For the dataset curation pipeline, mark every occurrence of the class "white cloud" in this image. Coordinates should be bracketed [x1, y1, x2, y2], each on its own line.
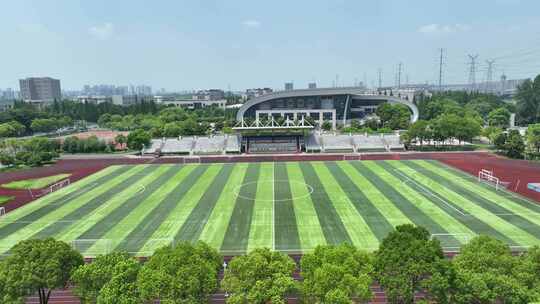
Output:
[242, 20, 261, 28]
[418, 23, 471, 35]
[89, 22, 114, 40]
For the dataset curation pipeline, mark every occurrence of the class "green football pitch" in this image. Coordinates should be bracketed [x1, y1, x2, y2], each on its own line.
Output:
[1, 160, 540, 257]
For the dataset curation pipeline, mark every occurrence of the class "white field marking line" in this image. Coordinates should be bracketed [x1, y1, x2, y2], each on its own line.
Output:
[393, 168, 468, 217]
[47, 182, 100, 206]
[434, 161, 540, 209]
[82, 183, 147, 220]
[233, 180, 314, 202]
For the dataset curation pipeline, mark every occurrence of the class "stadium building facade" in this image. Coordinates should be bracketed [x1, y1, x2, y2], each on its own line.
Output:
[236, 87, 419, 129]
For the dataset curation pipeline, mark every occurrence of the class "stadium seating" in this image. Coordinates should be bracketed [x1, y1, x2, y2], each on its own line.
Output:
[142, 139, 164, 155]
[305, 134, 322, 152]
[193, 136, 226, 155]
[247, 136, 299, 154]
[161, 137, 194, 154]
[382, 134, 405, 151]
[225, 135, 241, 154]
[321, 135, 354, 153]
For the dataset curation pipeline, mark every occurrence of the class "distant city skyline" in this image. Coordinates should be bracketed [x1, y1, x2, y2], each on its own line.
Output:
[1, 0, 540, 91]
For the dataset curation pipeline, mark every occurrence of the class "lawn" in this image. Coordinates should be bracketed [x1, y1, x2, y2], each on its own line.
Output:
[0, 196, 13, 206]
[0, 160, 539, 257]
[1, 174, 71, 190]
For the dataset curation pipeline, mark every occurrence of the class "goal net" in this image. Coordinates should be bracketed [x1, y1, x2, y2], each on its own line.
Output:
[478, 169, 501, 190]
[28, 178, 71, 199]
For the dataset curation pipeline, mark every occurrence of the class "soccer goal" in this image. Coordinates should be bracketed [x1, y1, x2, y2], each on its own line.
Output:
[28, 178, 71, 199]
[478, 169, 501, 190]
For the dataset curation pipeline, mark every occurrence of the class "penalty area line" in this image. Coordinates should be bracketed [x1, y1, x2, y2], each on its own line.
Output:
[393, 169, 468, 217]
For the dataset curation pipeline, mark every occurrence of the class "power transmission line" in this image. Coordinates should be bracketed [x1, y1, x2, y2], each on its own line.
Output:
[438, 48, 445, 91]
[378, 68, 382, 89]
[485, 59, 495, 93]
[397, 62, 403, 89]
[467, 54, 479, 91]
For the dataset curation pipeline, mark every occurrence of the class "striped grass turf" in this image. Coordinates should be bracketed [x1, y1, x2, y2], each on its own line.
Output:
[1, 160, 540, 257]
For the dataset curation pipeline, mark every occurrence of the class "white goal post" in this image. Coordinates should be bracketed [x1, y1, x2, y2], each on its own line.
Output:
[28, 178, 71, 199]
[50, 178, 70, 193]
[478, 169, 500, 190]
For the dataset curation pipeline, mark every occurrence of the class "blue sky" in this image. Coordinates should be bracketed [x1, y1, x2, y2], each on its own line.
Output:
[1, 0, 540, 91]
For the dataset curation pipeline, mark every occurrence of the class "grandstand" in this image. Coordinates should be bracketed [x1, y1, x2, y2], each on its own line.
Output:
[142, 132, 401, 156]
[193, 136, 226, 155]
[161, 137, 194, 155]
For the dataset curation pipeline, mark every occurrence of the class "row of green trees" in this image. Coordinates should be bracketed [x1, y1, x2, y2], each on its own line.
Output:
[97, 106, 236, 137]
[0, 137, 59, 167]
[1, 225, 539, 304]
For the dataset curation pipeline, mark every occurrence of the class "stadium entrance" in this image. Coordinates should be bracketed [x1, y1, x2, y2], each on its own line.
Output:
[233, 117, 313, 154]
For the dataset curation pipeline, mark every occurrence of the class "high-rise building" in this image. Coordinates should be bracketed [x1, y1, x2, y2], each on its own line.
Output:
[285, 82, 294, 91]
[19, 77, 61, 102]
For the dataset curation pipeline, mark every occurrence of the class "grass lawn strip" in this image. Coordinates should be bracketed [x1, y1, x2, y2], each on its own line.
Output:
[175, 164, 235, 242]
[111, 165, 204, 254]
[376, 161, 511, 246]
[2, 173, 71, 189]
[386, 161, 539, 247]
[0, 196, 14, 205]
[339, 162, 411, 229]
[372, 161, 475, 247]
[299, 162, 352, 245]
[356, 162, 449, 236]
[73, 165, 182, 253]
[406, 161, 540, 240]
[31, 165, 156, 239]
[419, 160, 540, 222]
[221, 163, 260, 253]
[138, 164, 222, 254]
[312, 162, 379, 250]
[199, 164, 248, 250]
[286, 162, 326, 252]
[58, 165, 177, 247]
[326, 162, 394, 242]
[0, 165, 146, 255]
[273, 162, 301, 251]
[247, 163, 274, 251]
[0, 166, 123, 227]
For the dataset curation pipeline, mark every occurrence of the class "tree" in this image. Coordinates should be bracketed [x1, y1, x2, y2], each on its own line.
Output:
[137, 241, 222, 304]
[487, 107, 511, 128]
[127, 129, 151, 151]
[526, 123, 540, 153]
[163, 122, 182, 137]
[301, 244, 373, 304]
[115, 133, 127, 145]
[96, 259, 141, 304]
[374, 224, 443, 304]
[30, 118, 59, 133]
[516, 75, 540, 125]
[321, 120, 333, 131]
[222, 248, 296, 304]
[404, 120, 430, 146]
[376, 103, 411, 130]
[505, 129, 525, 158]
[71, 252, 133, 303]
[0, 238, 83, 304]
[427, 236, 539, 304]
